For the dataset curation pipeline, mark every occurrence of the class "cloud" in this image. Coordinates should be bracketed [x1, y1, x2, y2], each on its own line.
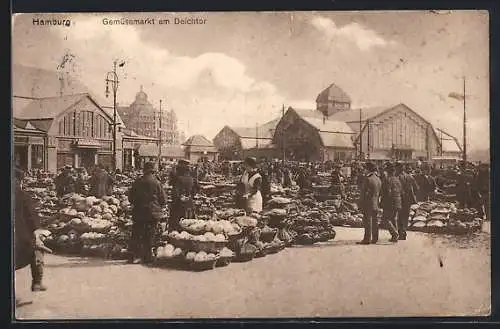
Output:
[310, 16, 394, 51]
[16, 15, 288, 138]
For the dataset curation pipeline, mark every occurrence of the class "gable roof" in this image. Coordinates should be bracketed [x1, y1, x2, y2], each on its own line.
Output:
[315, 83, 352, 104]
[229, 118, 279, 140]
[183, 135, 214, 147]
[14, 94, 90, 120]
[183, 135, 218, 153]
[328, 105, 393, 123]
[12, 64, 124, 125]
[289, 107, 355, 148]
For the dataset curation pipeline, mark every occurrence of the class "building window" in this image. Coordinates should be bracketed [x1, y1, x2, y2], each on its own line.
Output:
[31, 145, 44, 169]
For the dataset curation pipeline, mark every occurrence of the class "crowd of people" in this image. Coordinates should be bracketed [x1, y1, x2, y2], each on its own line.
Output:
[14, 156, 490, 306]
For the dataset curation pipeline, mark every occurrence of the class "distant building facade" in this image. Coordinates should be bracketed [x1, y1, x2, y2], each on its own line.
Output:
[213, 119, 280, 161]
[12, 64, 126, 172]
[183, 135, 218, 162]
[117, 86, 181, 145]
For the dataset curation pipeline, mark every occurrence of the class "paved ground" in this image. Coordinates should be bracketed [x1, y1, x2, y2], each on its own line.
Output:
[14, 225, 491, 320]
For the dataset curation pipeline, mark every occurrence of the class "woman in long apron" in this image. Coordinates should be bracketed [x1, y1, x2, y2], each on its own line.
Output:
[240, 157, 263, 214]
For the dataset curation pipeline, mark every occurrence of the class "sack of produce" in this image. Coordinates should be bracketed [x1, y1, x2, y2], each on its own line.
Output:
[235, 216, 258, 228]
[268, 197, 293, 208]
[295, 233, 314, 245]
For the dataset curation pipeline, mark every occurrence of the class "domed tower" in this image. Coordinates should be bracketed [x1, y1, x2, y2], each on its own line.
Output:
[316, 83, 352, 116]
[133, 85, 149, 105]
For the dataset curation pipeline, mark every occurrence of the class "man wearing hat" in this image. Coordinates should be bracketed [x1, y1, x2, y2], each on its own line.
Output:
[54, 165, 76, 197]
[90, 164, 113, 198]
[170, 159, 196, 232]
[239, 157, 263, 214]
[358, 162, 382, 244]
[14, 166, 52, 306]
[395, 162, 418, 240]
[128, 161, 167, 264]
[380, 163, 402, 243]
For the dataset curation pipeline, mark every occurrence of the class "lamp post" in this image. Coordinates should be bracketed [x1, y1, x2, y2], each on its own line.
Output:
[105, 60, 125, 171]
[157, 99, 163, 166]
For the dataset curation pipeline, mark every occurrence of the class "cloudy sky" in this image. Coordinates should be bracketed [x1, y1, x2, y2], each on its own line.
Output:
[12, 11, 489, 150]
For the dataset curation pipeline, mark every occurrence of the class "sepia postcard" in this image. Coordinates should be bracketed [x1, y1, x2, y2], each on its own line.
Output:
[12, 11, 490, 320]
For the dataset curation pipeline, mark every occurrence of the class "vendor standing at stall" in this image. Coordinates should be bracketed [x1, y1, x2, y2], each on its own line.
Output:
[55, 166, 75, 197]
[128, 161, 166, 264]
[240, 156, 263, 214]
[170, 159, 196, 232]
[331, 164, 344, 198]
[90, 164, 113, 198]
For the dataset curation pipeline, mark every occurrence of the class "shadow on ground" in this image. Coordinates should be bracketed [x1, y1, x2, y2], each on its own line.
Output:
[45, 257, 128, 268]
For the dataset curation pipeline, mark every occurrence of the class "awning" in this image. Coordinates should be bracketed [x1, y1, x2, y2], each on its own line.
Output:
[74, 139, 101, 149]
[138, 144, 185, 158]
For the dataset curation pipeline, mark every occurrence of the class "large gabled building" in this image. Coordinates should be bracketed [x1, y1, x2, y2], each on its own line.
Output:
[213, 119, 280, 160]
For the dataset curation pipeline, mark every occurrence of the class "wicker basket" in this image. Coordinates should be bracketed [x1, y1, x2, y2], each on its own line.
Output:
[265, 244, 280, 254]
[190, 240, 227, 254]
[215, 256, 233, 267]
[169, 237, 193, 250]
[234, 252, 255, 262]
[227, 228, 244, 241]
[255, 248, 268, 258]
[188, 258, 218, 271]
[259, 229, 278, 243]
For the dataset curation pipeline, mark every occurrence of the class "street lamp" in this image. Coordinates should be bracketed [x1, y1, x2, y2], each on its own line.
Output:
[105, 60, 125, 171]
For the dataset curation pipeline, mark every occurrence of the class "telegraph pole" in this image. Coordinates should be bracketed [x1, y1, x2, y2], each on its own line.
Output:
[462, 76, 467, 164]
[282, 104, 286, 162]
[255, 122, 259, 148]
[359, 108, 362, 159]
[367, 120, 371, 160]
[158, 99, 163, 166]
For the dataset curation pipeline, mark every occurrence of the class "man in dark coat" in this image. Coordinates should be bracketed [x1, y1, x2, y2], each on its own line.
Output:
[331, 165, 344, 198]
[54, 166, 76, 197]
[395, 162, 419, 240]
[14, 167, 52, 306]
[380, 163, 402, 243]
[128, 161, 167, 264]
[260, 167, 271, 206]
[170, 159, 196, 232]
[90, 164, 113, 198]
[358, 162, 382, 245]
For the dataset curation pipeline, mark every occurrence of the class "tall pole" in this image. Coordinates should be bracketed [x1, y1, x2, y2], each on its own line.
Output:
[463, 76, 467, 164]
[158, 99, 163, 165]
[105, 60, 120, 171]
[282, 104, 286, 162]
[359, 108, 362, 159]
[112, 61, 117, 172]
[255, 122, 259, 148]
[367, 120, 371, 160]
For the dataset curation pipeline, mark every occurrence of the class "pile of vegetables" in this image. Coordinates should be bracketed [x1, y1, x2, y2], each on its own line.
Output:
[39, 192, 134, 259]
[408, 201, 482, 235]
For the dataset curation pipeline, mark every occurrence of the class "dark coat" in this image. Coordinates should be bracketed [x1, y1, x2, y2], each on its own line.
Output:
[381, 175, 403, 210]
[398, 172, 418, 206]
[360, 172, 382, 212]
[90, 168, 113, 198]
[55, 173, 75, 197]
[14, 182, 40, 269]
[128, 173, 167, 222]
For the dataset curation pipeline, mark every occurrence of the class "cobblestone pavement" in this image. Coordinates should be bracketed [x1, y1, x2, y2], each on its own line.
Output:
[14, 226, 490, 320]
